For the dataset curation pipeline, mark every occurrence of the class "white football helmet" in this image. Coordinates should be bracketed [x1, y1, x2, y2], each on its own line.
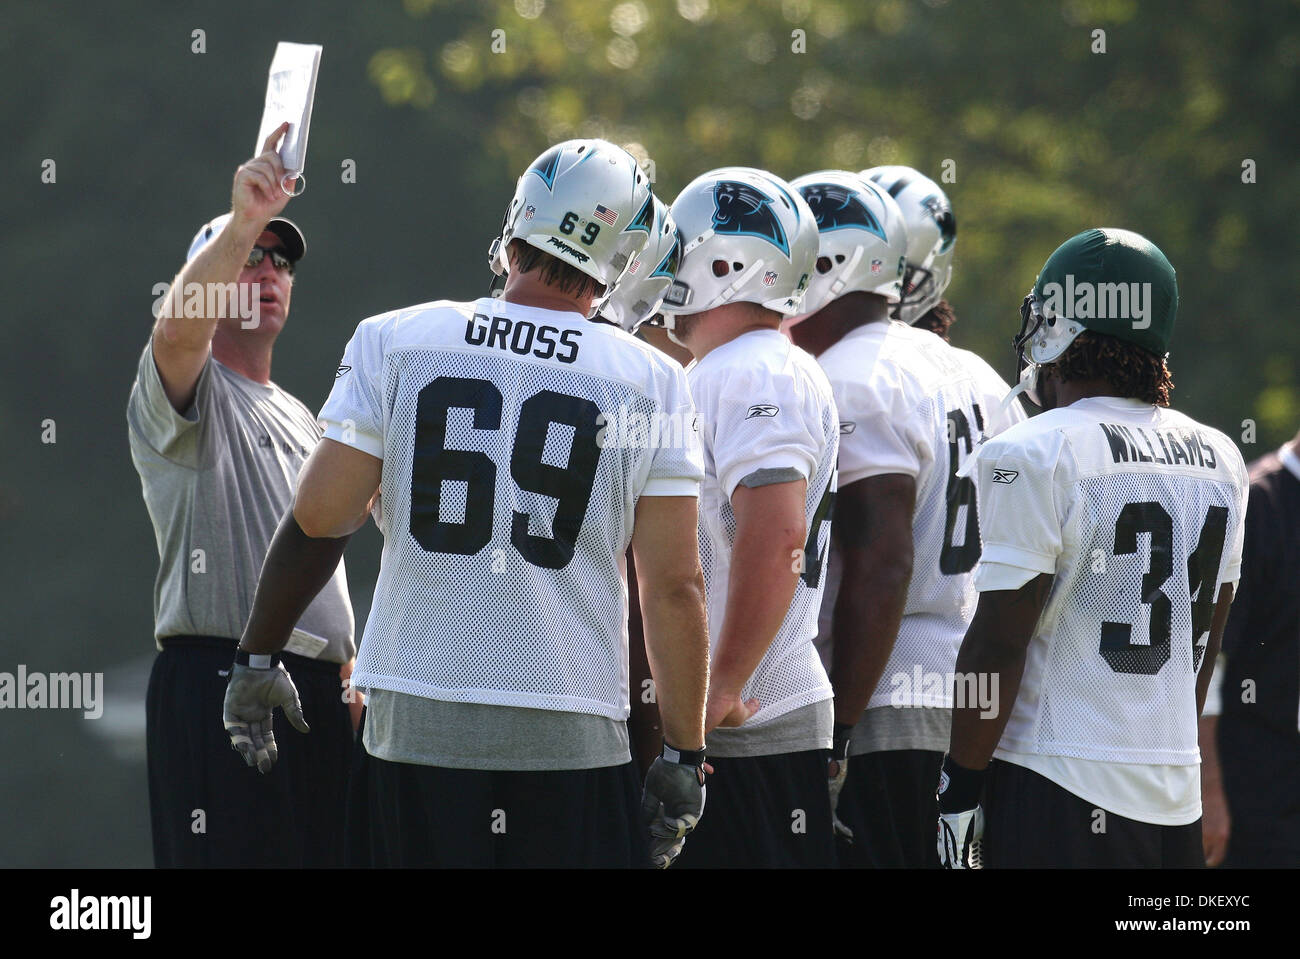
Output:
[661, 167, 818, 317]
[788, 170, 909, 320]
[860, 166, 956, 324]
[490, 139, 654, 317]
[601, 196, 682, 334]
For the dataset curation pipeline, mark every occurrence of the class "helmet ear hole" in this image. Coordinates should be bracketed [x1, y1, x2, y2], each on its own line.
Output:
[815, 256, 833, 274]
[834, 254, 845, 264]
[712, 259, 730, 277]
[733, 261, 744, 272]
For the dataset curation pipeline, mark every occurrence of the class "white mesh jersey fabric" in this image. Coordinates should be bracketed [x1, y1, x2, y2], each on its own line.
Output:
[318, 297, 704, 719]
[952, 346, 1028, 437]
[816, 322, 994, 708]
[688, 329, 838, 725]
[973, 397, 1248, 765]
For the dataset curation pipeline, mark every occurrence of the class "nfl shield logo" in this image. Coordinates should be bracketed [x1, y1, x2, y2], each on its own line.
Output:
[524, 205, 536, 220]
[762, 270, 778, 287]
[870, 258, 883, 274]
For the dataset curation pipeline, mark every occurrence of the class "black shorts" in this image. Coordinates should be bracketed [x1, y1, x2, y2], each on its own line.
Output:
[347, 732, 647, 868]
[146, 637, 352, 867]
[834, 749, 943, 869]
[672, 749, 836, 869]
[982, 758, 1204, 868]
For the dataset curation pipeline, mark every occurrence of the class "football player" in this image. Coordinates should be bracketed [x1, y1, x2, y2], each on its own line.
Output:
[222, 139, 715, 868]
[786, 170, 994, 868]
[861, 166, 1027, 435]
[659, 166, 840, 867]
[937, 228, 1248, 868]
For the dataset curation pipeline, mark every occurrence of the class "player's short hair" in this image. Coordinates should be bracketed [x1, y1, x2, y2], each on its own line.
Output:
[911, 298, 956, 341]
[1052, 330, 1174, 406]
[508, 239, 604, 300]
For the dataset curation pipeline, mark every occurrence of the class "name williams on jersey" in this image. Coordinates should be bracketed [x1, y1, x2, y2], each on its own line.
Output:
[465, 311, 581, 363]
[1099, 422, 1218, 469]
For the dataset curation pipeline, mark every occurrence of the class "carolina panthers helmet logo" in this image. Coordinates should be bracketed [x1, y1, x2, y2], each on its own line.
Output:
[650, 230, 683, 280]
[921, 194, 956, 253]
[799, 183, 887, 242]
[528, 146, 563, 190]
[711, 181, 789, 256]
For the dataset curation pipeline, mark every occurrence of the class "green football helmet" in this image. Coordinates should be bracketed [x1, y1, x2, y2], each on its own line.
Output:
[1012, 228, 1178, 401]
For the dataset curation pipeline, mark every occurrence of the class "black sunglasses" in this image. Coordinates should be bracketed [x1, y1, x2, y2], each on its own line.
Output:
[246, 246, 296, 274]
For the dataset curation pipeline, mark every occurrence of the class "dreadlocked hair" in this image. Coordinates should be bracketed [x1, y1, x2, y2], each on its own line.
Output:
[912, 299, 956, 341]
[508, 239, 604, 300]
[1052, 330, 1173, 406]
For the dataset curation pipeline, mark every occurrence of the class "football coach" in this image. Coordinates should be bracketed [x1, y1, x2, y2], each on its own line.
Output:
[127, 123, 356, 867]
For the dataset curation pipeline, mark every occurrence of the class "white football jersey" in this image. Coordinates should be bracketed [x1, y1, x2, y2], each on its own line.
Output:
[952, 345, 1028, 439]
[817, 322, 1009, 708]
[970, 397, 1248, 766]
[689, 329, 838, 725]
[319, 297, 704, 720]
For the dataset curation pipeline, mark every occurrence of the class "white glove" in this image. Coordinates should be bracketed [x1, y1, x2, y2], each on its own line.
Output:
[937, 805, 985, 869]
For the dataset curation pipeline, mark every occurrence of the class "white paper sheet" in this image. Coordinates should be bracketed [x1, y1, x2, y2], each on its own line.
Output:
[254, 42, 322, 177]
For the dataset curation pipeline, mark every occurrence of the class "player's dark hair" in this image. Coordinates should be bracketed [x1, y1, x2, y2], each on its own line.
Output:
[1053, 331, 1174, 406]
[508, 240, 604, 300]
[911, 298, 956, 341]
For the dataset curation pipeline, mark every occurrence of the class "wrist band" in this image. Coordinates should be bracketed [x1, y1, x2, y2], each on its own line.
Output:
[235, 650, 280, 669]
[937, 754, 986, 811]
[831, 722, 853, 760]
[662, 741, 706, 767]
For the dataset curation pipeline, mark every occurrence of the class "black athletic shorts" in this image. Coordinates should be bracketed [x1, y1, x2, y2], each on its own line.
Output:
[146, 636, 352, 867]
[672, 749, 836, 869]
[834, 748, 943, 869]
[983, 758, 1204, 868]
[347, 733, 648, 868]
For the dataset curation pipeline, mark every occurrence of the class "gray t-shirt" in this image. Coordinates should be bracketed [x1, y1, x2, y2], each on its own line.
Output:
[364, 689, 630, 771]
[705, 699, 832, 758]
[850, 704, 951, 756]
[127, 341, 355, 663]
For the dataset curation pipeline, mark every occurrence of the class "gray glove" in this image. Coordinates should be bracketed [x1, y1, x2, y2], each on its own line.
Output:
[222, 656, 309, 774]
[641, 745, 707, 869]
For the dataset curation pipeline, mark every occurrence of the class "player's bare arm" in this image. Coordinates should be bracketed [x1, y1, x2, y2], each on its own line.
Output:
[239, 439, 380, 657]
[1197, 583, 1236, 866]
[947, 573, 1054, 770]
[631, 495, 709, 753]
[223, 439, 379, 772]
[624, 551, 664, 776]
[152, 122, 293, 411]
[704, 477, 808, 732]
[829, 473, 917, 727]
[1195, 583, 1234, 716]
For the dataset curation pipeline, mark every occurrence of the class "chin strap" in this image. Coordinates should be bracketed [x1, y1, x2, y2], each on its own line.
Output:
[1002, 361, 1038, 412]
[826, 246, 866, 300]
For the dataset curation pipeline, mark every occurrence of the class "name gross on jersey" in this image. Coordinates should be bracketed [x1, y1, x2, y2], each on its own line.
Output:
[465, 312, 582, 363]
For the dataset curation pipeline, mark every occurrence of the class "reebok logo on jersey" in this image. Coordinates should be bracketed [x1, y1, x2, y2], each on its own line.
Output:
[747, 404, 779, 419]
[336, 364, 351, 378]
[992, 469, 1019, 484]
[839, 421, 856, 434]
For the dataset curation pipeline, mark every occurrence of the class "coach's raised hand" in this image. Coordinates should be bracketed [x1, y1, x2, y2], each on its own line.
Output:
[232, 121, 296, 226]
[223, 655, 310, 774]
